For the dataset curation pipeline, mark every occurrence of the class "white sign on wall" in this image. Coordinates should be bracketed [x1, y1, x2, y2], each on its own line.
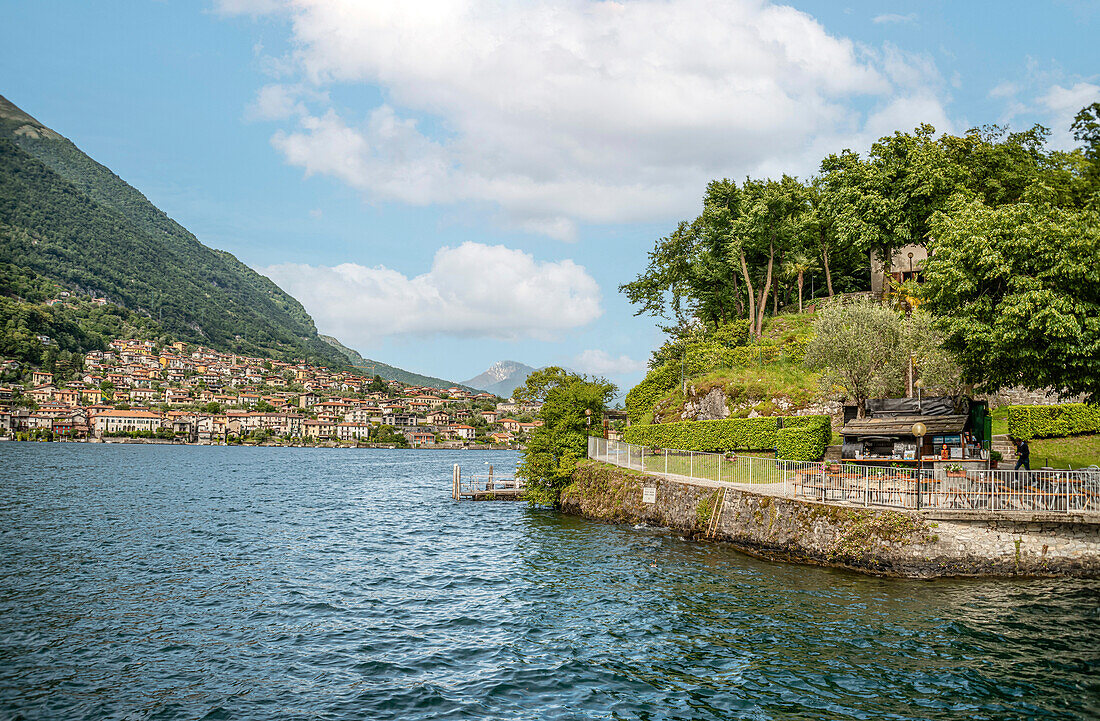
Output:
[642, 487, 656, 504]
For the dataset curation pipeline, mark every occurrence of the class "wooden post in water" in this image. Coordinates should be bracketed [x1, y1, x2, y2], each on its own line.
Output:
[453, 464, 460, 500]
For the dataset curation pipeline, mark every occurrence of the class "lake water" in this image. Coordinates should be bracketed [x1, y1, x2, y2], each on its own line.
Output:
[1, 443, 1097, 720]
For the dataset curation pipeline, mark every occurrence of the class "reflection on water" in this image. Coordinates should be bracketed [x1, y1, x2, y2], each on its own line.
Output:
[1, 443, 1097, 720]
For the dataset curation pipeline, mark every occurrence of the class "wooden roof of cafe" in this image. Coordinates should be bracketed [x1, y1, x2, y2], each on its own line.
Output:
[840, 414, 968, 437]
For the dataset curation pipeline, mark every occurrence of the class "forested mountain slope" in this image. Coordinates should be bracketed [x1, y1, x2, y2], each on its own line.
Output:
[0, 94, 345, 367]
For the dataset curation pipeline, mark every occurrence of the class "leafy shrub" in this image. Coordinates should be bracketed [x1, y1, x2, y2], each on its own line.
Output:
[1007, 403, 1100, 439]
[776, 425, 826, 461]
[625, 364, 678, 424]
[708, 320, 750, 348]
[782, 336, 811, 364]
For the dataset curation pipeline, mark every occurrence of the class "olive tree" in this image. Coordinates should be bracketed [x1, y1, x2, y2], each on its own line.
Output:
[804, 299, 963, 415]
[804, 298, 904, 417]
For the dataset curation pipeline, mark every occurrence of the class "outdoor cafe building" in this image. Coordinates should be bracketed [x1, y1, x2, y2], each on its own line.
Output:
[840, 397, 991, 470]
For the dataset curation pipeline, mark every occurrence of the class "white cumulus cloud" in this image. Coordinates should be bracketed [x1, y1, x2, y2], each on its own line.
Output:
[261, 242, 602, 344]
[571, 350, 646, 377]
[1038, 82, 1100, 149]
[246, 84, 305, 121]
[220, 0, 950, 239]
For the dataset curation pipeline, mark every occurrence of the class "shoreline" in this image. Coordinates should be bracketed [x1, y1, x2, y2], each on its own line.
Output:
[2, 438, 522, 451]
[561, 460, 1100, 579]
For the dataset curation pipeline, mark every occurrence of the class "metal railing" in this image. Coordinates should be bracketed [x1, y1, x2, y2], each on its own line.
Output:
[588, 437, 1100, 514]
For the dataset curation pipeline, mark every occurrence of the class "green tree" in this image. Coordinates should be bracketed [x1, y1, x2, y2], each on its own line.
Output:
[781, 252, 818, 314]
[819, 125, 959, 296]
[733, 175, 808, 335]
[1070, 101, 1100, 190]
[371, 424, 409, 447]
[921, 197, 1100, 401]
[514, 367, 616, 506]
[804, 298, 905, 417]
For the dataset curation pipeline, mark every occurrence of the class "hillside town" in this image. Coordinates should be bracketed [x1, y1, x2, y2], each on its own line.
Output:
[0, 339, 545, 446]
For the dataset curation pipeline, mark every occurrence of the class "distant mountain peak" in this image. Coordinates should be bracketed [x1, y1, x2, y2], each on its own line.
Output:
[482, 360, 529, 383]
[462, 360, 539, 398]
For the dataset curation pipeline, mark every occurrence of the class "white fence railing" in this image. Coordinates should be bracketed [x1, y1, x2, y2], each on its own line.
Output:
[588, 437, 1100, 514]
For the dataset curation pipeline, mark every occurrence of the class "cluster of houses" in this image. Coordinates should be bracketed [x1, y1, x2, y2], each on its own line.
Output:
[0, 339, 544, 446]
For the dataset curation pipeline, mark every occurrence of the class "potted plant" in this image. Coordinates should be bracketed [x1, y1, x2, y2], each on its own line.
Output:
[945, 463, 967, 478]
[989, 450, 1002, 469]
[824, 460, 840, 473]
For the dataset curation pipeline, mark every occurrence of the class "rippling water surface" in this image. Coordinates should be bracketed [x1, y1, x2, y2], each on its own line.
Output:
[1, 443, 1098, 720]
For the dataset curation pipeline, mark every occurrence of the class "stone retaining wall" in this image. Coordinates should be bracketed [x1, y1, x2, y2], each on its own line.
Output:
[976, 386, 1086, 408]
[561, 461, 1100, 578]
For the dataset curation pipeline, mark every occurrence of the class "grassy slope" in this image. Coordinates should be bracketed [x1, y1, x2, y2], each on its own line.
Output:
[650, 312, 823, 423]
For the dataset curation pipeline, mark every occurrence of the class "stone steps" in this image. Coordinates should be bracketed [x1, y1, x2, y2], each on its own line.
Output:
[991, 434, 1017, 462]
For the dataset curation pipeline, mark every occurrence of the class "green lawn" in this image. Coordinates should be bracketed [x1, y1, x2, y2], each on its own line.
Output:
[1029, 434, 1100, 470]
[641, 451, 786, 485]
[991, 406, 1009, 436]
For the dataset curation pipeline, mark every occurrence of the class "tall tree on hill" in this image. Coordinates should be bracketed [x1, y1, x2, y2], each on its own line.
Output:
[696, 179, 745, 323]
[619, 179, 748, 330]
[805, 180, 838, 298]
[782, 252, 818, 314]
[618, 218, 697, 326]
[820, 124, 962, 296]
[734, 175, 807, 336]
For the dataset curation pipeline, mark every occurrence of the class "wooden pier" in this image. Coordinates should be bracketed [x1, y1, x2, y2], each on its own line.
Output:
[451, 464, 525, 501]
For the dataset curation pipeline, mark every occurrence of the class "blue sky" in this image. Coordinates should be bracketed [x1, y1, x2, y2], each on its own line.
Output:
[2, 1, 1097, 391]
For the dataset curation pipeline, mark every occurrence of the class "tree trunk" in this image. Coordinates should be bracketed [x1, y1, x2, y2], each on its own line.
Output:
[754, 239, 774, 337]
[821, 235, 834, 297]
[772, 274, 779, 316]
[731, 272, 744, 318]
[878, 247, 894, 300]
[738, 249, 757, 334]
[797, 271, 804, 313]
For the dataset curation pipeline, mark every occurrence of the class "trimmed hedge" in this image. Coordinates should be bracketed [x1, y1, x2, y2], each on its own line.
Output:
[1007, 403, 1100, 440]
[622, 415, 831, 458]
[777, 426, 826, 461]
[782, 415, 831, 450]
[624, 417, 779, 451]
